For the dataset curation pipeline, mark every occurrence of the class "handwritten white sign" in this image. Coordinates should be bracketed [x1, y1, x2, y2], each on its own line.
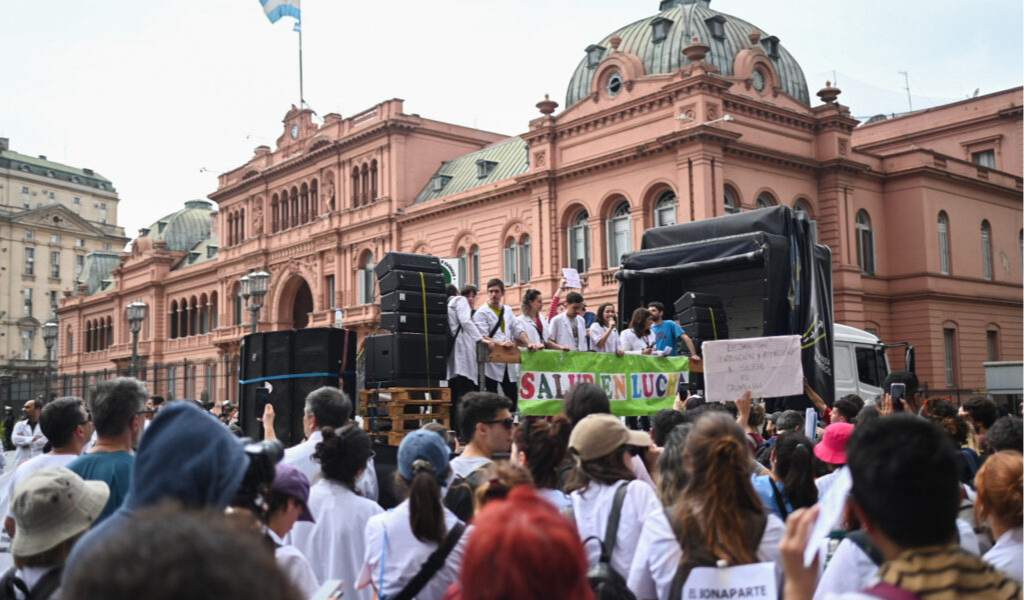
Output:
[561, 267, 582, 289]
[683, 562, 777, 600]
[803, 467, 852, 567]
[702, 335, 803, 403]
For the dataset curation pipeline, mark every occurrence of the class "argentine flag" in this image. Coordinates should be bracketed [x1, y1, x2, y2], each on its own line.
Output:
[261, 0, 301, 31]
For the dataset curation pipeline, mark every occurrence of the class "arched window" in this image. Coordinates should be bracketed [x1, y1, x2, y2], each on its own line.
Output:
[654, 190, 677, 227]
[280, 193, 289, 230]
[504, 238, 519, 284]
[310, 179, 319, 219]
[855, 210, 875, 276]
[361, 164, 369, 205]
[358, 251, 376, 304]
[370, 160, 378, 201]
[756, 192, 776, 208]
[209, 291, 218, 330]
[189, 296, 199, 337]
[227, 213, 234, 246]
[106, 317, 113, 349]
[66, 327, 73, 356]
[981, 220, 993, 281]
[456, 248, 468, 286]
[568, 210, 590, 272]
[606, 201, 632, 267]
[724, 185, 741, 214]
[351, 167, 360, 207]
[986, 324, 1001, 362]
[199, 293, 209, 334]
[937, 211, 951, 275]
[794, 198, 813, 218]
[271, 195, 279, 233]
[290, 188, 299, 228]
[239, 209, 245, 242]
[942, 323, 959, 387]
[85, 321, 91, 353]
[233, 285, 243, 327]
[470, 245, 480, 287]
[170, 300, 178, 340]
[300, 183, 309, 224]
[519, 234, 532, 283]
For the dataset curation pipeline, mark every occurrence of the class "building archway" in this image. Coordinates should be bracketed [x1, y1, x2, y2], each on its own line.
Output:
[277, 275, 314, 330]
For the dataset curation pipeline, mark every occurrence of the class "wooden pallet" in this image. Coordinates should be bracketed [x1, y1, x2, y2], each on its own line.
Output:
[359, 387, 452, 446]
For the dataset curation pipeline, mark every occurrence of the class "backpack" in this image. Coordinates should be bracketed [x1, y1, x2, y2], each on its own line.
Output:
[584, 482, 637, 600]
[0, 565, 62, 600]
[443, 465, 489, 522]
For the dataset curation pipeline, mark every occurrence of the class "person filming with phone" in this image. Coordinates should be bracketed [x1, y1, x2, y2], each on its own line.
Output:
[879, 372, 920, 416]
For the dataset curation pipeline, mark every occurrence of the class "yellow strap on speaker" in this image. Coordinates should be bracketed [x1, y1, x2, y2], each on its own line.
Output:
[708, 306, 719, 340]
[419, 272, 430, 385]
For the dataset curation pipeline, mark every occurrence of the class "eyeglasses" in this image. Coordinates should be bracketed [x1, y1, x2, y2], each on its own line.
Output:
[484, 418, 514, 430]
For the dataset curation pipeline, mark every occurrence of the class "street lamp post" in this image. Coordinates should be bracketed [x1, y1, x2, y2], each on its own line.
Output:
[41, 321, 58, 401]
[126, 301, 148, 378]
[240, 271, 270, 335]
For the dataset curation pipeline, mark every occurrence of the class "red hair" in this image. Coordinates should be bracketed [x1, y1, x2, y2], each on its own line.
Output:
[459, 486, 594, 600]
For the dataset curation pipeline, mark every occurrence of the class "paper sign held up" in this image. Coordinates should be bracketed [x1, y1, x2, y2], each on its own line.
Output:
[561, 267, 582, 290]
[702, 335, 803, 403]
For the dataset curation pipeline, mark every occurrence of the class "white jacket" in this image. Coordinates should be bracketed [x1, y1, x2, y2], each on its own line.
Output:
[447, 295, 483, 382]
[11, 420, 46, 468]
[546, 313, 588, 351]
[474, 303, 524, 382]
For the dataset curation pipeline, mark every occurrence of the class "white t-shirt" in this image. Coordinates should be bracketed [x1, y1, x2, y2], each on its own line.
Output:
[268, 528, 320, 599]
[628, 508, 785, 600]
[984, 527, 1023, 583]
[359, 500, 469, 600]
[546, 313, 587, 351]
[589, 323, 620, 354]
[619, 330, 663, 355]
[5, 453, 80, 519]
[571, 480, 663, 581]
[537, 487, 572, 510]
[449, 455, 491, 480]
[814, 519, 984, 599]
[282, 429, 379, 501]
[289, 479, 384, 600]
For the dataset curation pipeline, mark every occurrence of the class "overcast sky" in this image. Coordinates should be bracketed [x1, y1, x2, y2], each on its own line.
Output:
[2, 0, 1020, 240]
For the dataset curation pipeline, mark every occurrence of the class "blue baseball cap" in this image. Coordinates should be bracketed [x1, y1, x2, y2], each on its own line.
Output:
[397, 429, 450, 481]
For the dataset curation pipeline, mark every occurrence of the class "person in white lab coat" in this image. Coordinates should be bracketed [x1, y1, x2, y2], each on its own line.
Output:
[517, 289, 552, 347]
[359, 429, 468, 600]
[448, 284, 495, 427]
[589, 303, 623, 355]
[289, 426, 382, 600]
[619, 308, 663, 355]
[279, 386, 378, 501]
[12, 399, 47, 469]
[546, 292, 588, 352]
[474, 278, 537, 407]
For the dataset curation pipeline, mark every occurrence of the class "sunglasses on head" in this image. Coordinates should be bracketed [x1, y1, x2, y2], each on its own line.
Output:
[484, 418, 514, 430]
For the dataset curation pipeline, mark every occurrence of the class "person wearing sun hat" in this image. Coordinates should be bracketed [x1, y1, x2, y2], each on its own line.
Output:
[566, 413, 662, 580]
[0, 467, 109, 599]
[814, 421, 855, 498]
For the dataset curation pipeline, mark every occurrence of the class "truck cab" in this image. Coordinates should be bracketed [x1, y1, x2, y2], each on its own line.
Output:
[833, 324, 889, 403]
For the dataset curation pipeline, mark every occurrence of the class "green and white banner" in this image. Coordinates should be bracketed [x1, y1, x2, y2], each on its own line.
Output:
[518, 350, 690, 416]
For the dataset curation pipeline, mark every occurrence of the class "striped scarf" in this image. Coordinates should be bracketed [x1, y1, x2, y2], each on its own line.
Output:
[878, 544, 1021, 600]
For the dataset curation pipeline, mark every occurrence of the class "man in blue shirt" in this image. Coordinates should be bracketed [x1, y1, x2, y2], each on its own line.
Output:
[648, 301, 697, 357]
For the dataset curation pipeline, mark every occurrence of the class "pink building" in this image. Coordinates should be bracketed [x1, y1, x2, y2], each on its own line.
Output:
[58, 0, 1022, 403]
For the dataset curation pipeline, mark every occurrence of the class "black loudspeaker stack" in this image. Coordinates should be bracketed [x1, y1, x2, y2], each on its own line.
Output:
[673, 292, 728, 395]
[367, 252, 450, 388]
[239, 327, 357, 446]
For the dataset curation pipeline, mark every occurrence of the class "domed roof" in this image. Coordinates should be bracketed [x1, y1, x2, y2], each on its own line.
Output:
[139, 199, 214, 253]
[565, 0, 810, 108]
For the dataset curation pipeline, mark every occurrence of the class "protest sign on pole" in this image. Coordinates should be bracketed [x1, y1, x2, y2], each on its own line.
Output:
[702, 335, 803, 403]
[519, 350, 688, 416]
[682, 562, 777, 600]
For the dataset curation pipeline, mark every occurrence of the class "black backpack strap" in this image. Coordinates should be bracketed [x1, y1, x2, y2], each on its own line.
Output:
[390, 523, 466, 600]
[487, 306, 505, 339]
[0, 566, 26, 600]
[847, 530, 885, 567]
[600, 482, 630, 564]
[767, 478, 790, 521]
[26, 566, 61, 600]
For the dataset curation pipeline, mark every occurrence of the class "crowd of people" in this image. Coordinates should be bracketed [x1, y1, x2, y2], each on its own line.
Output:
[0, 370, 1017, 599]
[0, 281, 1018, 599]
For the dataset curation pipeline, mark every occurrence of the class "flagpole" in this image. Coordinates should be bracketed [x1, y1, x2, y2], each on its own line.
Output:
[297, 0, 304, 107]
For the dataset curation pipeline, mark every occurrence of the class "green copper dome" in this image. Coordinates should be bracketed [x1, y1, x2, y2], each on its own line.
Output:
[565, 0, 810, 108]
[139, 199, 214, 253]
